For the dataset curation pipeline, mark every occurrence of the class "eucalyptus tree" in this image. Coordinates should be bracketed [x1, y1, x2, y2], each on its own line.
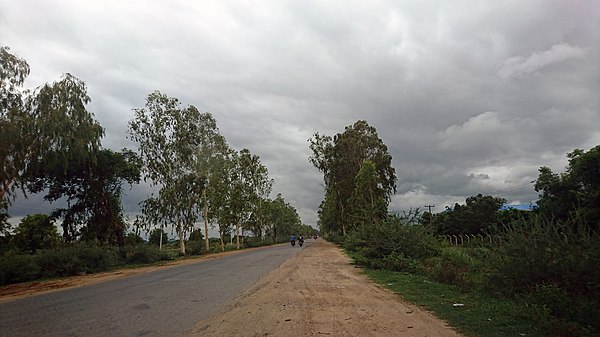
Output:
[1, 46, 31, 203]
[234, 149, 272, 246]
[1, 47, 104, 207]
[347, 160, 388, 230]
[309, 120, 396, 235]
[266, 193, 301, 242]
[193, 114, 229, 252]
[238, 148, 272, 239]
[129, 92, 208, 254]
[205, 147, 237, 251]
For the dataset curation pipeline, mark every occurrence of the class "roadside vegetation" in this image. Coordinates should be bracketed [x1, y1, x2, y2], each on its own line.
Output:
[0, 46, 317, 286]
[310, 121, 600, 336]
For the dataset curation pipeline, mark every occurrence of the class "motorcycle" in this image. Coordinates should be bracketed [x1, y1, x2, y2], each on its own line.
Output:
[298, 239, 304, 247]
[291, 239, 296, 247]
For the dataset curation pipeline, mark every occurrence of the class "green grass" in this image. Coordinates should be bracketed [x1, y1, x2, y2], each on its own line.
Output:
[363, 269, 538, 337]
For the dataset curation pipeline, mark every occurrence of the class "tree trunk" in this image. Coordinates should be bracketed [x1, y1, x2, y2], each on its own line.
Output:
[203, 189, 210, 252]
[159, 225, 163, 251]
[219, 228, 225, 252]
[236, 222, 240, 249]
[179, 222, 186, 255]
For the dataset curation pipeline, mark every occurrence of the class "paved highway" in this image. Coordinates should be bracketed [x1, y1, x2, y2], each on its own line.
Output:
[0, 242, 306, 336]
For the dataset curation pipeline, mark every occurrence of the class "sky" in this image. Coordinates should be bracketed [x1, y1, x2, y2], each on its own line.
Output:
[2, 0, 599, 230]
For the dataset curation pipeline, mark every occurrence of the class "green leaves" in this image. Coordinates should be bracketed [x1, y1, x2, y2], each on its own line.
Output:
[309, 120, 397, 235]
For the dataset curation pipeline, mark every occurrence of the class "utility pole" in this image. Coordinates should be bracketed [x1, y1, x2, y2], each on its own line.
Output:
[424, 204, 435, 223]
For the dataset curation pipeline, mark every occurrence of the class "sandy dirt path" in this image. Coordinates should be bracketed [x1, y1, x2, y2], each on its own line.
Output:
[189, 240, 461, 337]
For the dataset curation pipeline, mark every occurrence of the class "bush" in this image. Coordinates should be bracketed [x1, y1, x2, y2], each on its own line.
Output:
[368, 252, 424, 274]
[76, 244, 119, 272]
[185, 240, 205, 255]
[125, 245, 172, 264]
[35, 248, 83, 277]
[244, 237, 274, 248]
[487, 215, 600, 333]
[0, 253, 39, 285]
[344, 216, 439, 261]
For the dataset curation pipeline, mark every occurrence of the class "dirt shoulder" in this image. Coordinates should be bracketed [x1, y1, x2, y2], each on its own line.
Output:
[189, 240, 462, 337]
[0, 245, 281, 304]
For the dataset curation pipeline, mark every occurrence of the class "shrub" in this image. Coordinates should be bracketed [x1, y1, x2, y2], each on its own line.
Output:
[244, 237, 274, 248]
[185, 240, 205, 255]
[368, 252, 424, 274]
[125, 245, 164, 264]
[0, 253, 39, 285]
[424, 246, 479, 291]
[487, 215, 600, 333]
[345, 216, 439, 261]
[76, 244, 119, 272]
[35, 248, 83, 277]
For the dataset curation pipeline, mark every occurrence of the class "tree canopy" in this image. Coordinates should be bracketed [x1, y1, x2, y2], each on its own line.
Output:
[309, 120, 396, 235]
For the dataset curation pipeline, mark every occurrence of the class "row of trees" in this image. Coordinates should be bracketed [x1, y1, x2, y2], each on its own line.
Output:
[1, 46, 304, 256]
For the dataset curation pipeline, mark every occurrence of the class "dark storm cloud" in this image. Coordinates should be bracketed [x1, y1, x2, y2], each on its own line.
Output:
[1, 0, 598, 226]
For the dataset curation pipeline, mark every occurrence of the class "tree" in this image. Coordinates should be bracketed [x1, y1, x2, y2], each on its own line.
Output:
[347, 160, 388, 230]
[12, 214, 58, 253]
[309, 120, 396, 235]
[1, 47, 104, 207]
[432, 194, 506, 235]
[129, 92, 209, 255]
[193, 114, 229, 252]
[1, 46, 31, 203]
[26, 149, 140, 245]
[265, 193, 302, 242]
[148, 227, 168, 247]
[535, 146, 600, 228]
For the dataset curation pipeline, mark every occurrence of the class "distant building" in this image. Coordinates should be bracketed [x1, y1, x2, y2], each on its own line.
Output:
[499, 203, 537, 211]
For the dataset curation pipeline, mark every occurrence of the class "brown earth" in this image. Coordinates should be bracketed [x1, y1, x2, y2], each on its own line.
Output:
[189, 240, 462, 337]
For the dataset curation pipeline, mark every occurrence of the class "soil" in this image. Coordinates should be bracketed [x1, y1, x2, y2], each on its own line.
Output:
[189, 240, 462, 337]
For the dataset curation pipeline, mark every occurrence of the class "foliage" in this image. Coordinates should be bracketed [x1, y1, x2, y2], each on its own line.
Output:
[432, 194, 506, 235]
[129, 91, 208, 254]
[1, 46, 31, 203]
[125, 245, 172, 264]
[1, 47, 104, 208]
[148, 228, 168, 246]
[344, 213, 438, 262]
[0, 252, 39, 285]
[263, 193, 302, 242]
[347, 160, 388, 230]
[309, 120, 396, 235]
[535, 145, 600, 229]
[12, 214, 58, 253]
[29, 149, 140, 244]
[188, 228, 203, 241]
[124, 233, 145, 246]
[485, 215, 600, 333]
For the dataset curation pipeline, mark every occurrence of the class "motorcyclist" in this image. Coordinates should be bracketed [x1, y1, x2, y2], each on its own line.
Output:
[298, 234, 304, 247]
[290, 234, 296, 247]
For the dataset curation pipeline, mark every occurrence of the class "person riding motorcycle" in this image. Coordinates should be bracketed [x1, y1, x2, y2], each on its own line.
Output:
[298, 234, 304, 247]
[290, 234, 296, 247]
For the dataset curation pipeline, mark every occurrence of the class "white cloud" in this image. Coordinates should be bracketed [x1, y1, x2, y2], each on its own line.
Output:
[498, 43, 586, 80]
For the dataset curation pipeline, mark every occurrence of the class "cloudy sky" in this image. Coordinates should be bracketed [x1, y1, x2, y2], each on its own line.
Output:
[2, 0, 599, 228]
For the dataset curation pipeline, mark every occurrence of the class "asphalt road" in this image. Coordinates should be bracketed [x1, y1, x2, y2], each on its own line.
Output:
[0, 242, 309, 337]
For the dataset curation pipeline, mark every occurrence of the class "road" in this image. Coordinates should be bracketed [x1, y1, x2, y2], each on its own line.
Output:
[0, 242, 306, 337]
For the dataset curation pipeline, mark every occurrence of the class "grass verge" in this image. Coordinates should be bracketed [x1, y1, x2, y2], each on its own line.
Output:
[362, 269, 537, 337]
